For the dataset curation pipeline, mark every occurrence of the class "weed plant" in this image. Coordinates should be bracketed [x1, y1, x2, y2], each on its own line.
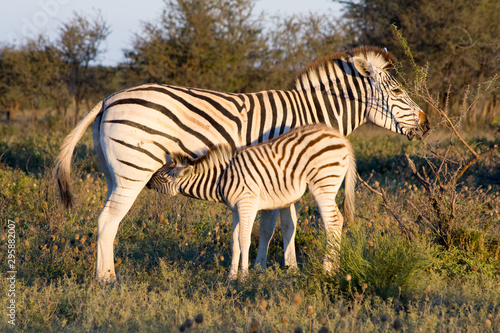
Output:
[0, 118, 499, 332]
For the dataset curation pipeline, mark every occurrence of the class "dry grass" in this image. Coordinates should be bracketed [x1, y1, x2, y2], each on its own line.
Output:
[0, 120, 499, 332]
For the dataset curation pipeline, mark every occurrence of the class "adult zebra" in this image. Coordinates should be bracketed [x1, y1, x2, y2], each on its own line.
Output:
[154, 124, 356, 281]
[55, 46, 429, 281]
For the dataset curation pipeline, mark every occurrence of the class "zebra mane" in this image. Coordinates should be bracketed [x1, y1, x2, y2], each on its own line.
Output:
[174, 145, 236, 174]
[349, 45, 396, 71]
[169, 152, 193, 167]
[288, 46, 396, 90]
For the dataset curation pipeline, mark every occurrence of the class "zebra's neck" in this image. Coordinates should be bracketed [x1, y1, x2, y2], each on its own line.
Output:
[286, 60, 373, 136]
[243, 72, 371, 146]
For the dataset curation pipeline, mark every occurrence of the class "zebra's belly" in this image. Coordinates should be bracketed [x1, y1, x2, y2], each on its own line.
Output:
[224, 182, 306, 212]
[256, 185, 307, 210]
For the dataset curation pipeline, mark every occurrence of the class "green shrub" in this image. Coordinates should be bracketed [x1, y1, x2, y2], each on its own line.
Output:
[0, 121, 498, 332]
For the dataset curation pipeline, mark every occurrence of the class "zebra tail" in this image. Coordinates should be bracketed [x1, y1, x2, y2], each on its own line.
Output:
[54, 100, 103, 208]
[343, 144, 357, 223]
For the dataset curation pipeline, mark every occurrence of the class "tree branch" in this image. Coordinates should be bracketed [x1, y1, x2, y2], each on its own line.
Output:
[449, 145, 498, 187]
[356, 174, 413, 239]
[418, 94, 479, 158]
[404, 154, 431, 192]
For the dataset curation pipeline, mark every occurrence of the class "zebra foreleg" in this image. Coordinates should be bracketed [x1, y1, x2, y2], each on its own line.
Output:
[236, 203, 259, 279]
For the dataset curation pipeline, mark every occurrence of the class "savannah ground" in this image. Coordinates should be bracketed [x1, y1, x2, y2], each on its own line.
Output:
[0, 116, 499, 332]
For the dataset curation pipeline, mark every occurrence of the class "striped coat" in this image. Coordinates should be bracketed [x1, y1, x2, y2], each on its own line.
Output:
[55, 46, 428, 281]
[155, 124, 356, 280]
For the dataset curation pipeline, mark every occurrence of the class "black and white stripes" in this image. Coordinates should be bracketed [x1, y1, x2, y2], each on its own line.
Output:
[155, 124, 356, 280]
[55, 46, 429, 281]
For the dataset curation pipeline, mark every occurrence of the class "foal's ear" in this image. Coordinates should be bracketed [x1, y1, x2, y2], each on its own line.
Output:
[167, 164, 194, 179]
[177, 165, 194, 178]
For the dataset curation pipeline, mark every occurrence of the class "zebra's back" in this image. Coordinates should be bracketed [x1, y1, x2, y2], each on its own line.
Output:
[220, 124, 354, 211]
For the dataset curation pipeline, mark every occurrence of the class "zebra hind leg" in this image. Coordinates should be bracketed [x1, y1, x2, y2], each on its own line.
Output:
[322, 206, 344, 272]
[228, 211, 241, 282]
[279, 201, 299, 269]
[92, 124, 148, 281]
[95, 184, 146, 281]
[310, 189, 344, 274]
[320, 204, 344, 273]
[93, 136, 151, 281]
[254, 209, 279, 270]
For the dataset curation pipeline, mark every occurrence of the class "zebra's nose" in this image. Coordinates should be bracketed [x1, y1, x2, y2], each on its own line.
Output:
[419, 111, 430, 133]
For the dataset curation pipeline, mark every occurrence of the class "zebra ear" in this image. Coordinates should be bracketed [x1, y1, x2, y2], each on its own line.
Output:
[352, 56, 373, 77]
[176, 165, 194, 179]
[165, 164, 187, 178]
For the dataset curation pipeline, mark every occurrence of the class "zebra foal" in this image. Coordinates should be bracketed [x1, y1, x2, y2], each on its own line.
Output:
[151, 124, 356, 280]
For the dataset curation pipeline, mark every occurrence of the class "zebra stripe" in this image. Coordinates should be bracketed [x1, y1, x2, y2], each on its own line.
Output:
[157, 124, 356, 280]
[55, 46, 429, 281]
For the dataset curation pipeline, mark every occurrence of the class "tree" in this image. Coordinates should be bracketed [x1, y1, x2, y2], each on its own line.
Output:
[264, 13, 345, 88]
[57, 12, 110, 125]
[126, 0, 269, 92]
[0, 47, 28, 117]
[336, 0, 500, 123]
[126, 0, 348, 93]
[0, 37, 69, 120]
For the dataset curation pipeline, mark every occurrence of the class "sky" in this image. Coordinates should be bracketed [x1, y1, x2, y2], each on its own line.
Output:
[0, 0, 343, 66]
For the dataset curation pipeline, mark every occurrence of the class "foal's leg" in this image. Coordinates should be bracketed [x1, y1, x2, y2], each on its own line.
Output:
[255, 202, 299, 270]
[255, 209, 279, 269]
[237, 203, 259, 278]
[280, 201, 299, 268]
[321, 205, 343, 272]
[310, 190, 344, 273]
[229, 211, 241, 282]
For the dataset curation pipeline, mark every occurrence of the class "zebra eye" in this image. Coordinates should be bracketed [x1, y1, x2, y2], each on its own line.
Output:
[392, 87, 404, 96]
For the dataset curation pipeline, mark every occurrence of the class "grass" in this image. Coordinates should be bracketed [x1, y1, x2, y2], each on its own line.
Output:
[0, 120, 499, 332]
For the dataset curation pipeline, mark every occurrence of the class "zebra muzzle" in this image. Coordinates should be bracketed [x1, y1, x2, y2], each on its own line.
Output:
[419, 111, 431, 136]
[407, 112, 431, 141]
